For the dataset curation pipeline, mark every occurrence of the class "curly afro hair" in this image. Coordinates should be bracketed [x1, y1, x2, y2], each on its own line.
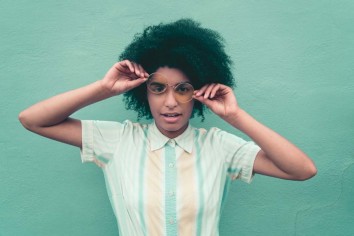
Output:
[119, 18, 235, 120]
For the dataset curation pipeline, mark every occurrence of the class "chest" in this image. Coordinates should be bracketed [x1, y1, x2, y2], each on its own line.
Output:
[108, 144, 228, 218]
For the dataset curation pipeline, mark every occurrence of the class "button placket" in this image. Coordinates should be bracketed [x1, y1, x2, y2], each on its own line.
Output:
[169, 218, 176, 225]
[168, 191, 175, 198]
[164, 142, 177, 235]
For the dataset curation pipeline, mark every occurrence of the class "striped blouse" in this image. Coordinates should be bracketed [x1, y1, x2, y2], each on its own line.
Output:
[81, 120, 260, 236]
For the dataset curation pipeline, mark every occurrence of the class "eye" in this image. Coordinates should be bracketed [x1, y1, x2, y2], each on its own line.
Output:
[149, 82, 166, 93]
[175, 83, 193, 94]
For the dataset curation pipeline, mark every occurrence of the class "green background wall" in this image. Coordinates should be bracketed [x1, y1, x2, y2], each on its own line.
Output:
[1, 0, 353, 235]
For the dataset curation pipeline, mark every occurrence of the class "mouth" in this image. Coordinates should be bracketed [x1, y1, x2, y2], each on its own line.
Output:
[161, 113, 181, 117]
[161, 113, 182, 123]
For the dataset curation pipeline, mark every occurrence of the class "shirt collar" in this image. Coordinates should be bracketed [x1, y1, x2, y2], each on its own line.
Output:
[148, 122, 194, 153]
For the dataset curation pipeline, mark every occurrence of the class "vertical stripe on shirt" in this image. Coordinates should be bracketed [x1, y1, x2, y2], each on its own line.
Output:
[138, 128, 148, 234]
[177, 150, 197, 235]
[194, 129, 204, 236]
[81, 120, 260, 236]
[145, 149, 164, 236]
[165, 143, 177, 235]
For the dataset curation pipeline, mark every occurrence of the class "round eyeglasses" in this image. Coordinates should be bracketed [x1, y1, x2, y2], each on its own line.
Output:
[146, 73, 194, 103]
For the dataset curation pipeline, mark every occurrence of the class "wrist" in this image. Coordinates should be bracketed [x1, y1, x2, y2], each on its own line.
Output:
[223, 108, 248, 129]
[98, 80, 119, 98]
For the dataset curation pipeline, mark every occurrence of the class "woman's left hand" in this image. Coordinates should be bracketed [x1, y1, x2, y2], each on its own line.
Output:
[193, 83, 241, 119]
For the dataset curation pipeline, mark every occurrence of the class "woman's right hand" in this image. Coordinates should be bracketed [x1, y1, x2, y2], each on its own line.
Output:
[101, 60, 149, 96]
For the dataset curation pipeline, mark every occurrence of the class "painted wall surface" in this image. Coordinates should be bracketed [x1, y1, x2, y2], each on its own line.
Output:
[1, 0, 353, 235]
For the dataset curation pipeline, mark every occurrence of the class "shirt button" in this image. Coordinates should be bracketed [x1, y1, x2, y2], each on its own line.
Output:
[169, 218, 176, 224]
[169, 163, 175, 168]
[168, 139, 176, 147]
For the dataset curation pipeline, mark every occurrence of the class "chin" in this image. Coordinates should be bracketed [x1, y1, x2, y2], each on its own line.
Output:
[162, 124, 184, 132]
[157, 122, 189, 138]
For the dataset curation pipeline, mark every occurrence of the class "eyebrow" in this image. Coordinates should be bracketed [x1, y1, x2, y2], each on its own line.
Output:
[149, 81, 192, 87]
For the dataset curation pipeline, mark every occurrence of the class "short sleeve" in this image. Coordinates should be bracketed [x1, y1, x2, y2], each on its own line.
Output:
[219, 130, 261, 183]
[80, 120, 124, 167]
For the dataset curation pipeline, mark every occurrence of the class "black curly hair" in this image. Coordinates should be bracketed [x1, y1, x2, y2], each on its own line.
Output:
[119, 18, 235, 120]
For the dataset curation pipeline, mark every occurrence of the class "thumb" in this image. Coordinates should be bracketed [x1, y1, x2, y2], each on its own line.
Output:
[126, 77, 148, 90]
[193, 94, 213, 108]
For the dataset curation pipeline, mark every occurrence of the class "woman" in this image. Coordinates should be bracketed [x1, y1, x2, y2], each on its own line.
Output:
[19, 19, 316, 235]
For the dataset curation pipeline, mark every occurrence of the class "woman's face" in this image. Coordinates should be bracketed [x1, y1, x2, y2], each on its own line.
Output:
[147, 67, 194, 138]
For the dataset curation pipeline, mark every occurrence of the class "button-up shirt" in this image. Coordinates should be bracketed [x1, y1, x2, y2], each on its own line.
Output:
[81, 120, 260, 236]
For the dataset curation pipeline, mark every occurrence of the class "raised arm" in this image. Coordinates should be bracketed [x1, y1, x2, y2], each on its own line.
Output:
[19, 60, 148, 148]
[193, 83, 317, 181]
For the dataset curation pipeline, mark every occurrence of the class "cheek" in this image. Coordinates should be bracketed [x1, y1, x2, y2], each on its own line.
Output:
[147, 93, 160, 114]
[183, 101, 195, 115]
[147, 95, 154, 111]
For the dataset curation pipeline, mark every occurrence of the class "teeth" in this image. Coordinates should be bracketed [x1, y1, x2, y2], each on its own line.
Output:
[165, 114, 178, 117]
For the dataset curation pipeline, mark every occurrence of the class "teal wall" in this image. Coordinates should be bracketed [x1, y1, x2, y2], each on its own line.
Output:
[1, 0, 353, 235]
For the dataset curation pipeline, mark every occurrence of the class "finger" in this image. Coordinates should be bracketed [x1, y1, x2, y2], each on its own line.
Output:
[195, 84, 209, 96]
[210, 84, 220, 98]
[216, 85, 233, 98]
[137, 64, 148, 78]
[120, 60, 135, 73]
[127, 77, 148, 90]
[204, 84, 216, 99]
[131, 62, 141, 77]
[193, 94, 213, 108]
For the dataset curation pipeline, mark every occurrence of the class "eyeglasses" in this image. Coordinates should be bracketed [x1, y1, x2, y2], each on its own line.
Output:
[146, 73, 194, 103]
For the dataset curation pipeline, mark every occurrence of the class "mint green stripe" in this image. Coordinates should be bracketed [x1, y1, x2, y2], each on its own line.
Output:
[103, 171, 127, 235]
[97, 155, 110, 164]
[220, 178, 231, 211]
[194, 130, 204, 236]
[138, 128, 148, 234]
[165, 144, 177, 236]
[227, 167, 240, 174]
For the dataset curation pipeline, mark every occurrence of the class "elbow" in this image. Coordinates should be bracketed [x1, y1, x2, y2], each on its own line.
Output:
[18, 111, 27, 128]
[309, 163, 318, 178]
[18, 110, 33, 131]
[296, 162, 317, 181]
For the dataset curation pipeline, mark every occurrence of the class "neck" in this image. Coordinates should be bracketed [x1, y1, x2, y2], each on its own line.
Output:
[156, 123, 189, 139]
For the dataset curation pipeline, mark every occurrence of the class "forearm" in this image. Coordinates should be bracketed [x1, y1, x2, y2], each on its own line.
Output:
[193, 83, 316, 180]
[19, 80, 112, 129]
[224, 109, 316, 179]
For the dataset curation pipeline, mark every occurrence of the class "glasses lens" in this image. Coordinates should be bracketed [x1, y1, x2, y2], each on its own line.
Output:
[174, 83, 194, 103]
[146, 73, 194, 103]
[147, 73, 167, 94]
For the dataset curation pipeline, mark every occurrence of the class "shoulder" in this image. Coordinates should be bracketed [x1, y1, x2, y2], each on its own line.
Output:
[193, 126, 226, 138]
[82, 119, 148, 133]
[192, 126, 225, 144]
[193, 126, 247, 147]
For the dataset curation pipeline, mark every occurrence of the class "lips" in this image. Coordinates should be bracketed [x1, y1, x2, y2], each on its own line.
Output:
[161, 113, 182, 123]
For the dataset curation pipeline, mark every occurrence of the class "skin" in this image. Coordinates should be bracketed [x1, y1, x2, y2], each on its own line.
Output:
[19, 60, 317, 180]
[193, 84, 317, 180]
[147, 67, 194, 138]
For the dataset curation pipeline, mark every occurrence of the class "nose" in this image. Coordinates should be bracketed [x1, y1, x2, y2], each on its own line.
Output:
[164, 88, 178, 108]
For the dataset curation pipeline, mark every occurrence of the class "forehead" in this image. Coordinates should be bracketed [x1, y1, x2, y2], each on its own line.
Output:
[154, 67, 190, 83]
